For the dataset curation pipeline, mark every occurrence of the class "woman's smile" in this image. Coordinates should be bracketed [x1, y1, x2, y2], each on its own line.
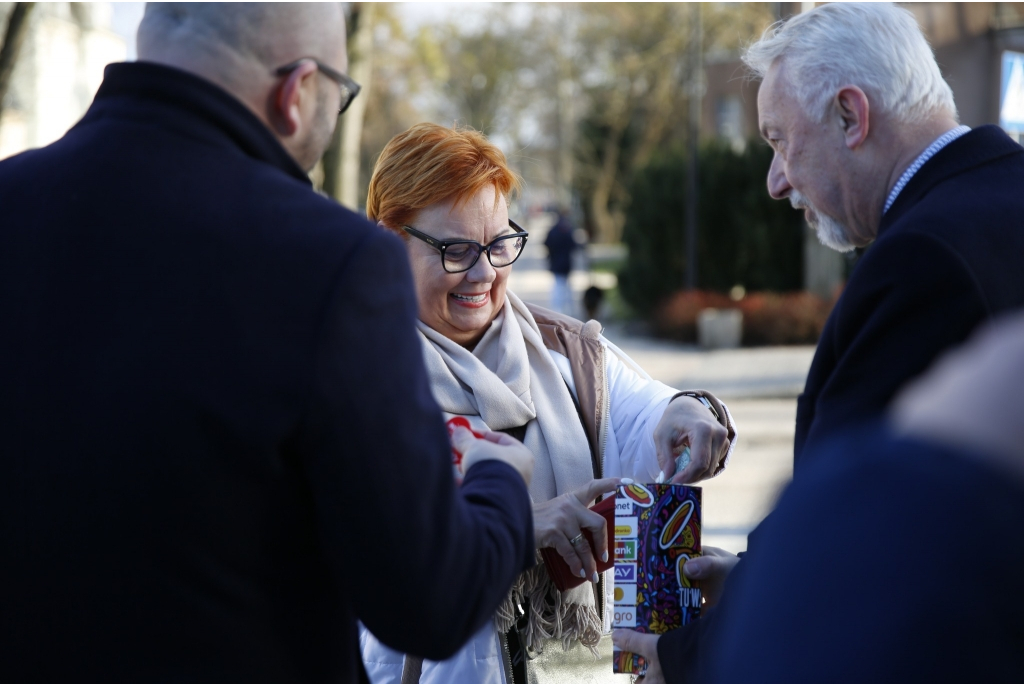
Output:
[450, 291, 490, 307]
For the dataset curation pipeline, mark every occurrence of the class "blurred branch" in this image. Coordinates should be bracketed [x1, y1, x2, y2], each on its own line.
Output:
[0, 2, 36, 123]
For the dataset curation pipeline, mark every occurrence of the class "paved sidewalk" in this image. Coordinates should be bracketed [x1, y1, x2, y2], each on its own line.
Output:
[508, 234, 813, 551]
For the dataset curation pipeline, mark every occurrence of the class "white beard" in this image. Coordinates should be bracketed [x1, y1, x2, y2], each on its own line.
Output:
[790, 190, 856, 253]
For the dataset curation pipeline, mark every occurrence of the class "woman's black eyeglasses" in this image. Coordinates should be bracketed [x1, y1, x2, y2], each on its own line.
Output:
[274, 58, 362, 115]
[402, 220, 529, 274]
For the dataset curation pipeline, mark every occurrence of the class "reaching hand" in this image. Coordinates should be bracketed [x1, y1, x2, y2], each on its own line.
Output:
[534, 477, 622, 583]
[683, 545, 739, 608]
[612, 629, 664, 683]
[654, 395, 730, 483]
[453, 427, 534, 486]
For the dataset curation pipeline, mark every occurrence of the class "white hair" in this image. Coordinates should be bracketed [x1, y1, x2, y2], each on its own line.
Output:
[743, 3, 957, 125]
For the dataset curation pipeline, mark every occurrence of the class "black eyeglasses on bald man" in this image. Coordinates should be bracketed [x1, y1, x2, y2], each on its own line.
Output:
[274, 58, 362, 115]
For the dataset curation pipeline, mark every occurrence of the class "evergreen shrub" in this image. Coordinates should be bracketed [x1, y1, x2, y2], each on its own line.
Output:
[618, 140, 805, 317]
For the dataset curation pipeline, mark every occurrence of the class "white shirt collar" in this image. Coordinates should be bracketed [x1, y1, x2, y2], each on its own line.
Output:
[883, 125, 971, 215]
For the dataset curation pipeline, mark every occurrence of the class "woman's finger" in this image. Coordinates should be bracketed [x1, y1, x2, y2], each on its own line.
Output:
[550, 530, 591, 582]
[672, 436, 708, 483]
[673, 423, 722, 483]
[711, 433, 730, 475]
[573, 477, 623, 506]
[568, 529, 599, 583]
[575, 505, 610, 566]
[653, 427, 678, 477]
[701, 430, 729, 480]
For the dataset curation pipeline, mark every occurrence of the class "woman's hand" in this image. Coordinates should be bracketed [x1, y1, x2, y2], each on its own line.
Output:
[534, 477, 622, 583]
[654, 395, 730, 484]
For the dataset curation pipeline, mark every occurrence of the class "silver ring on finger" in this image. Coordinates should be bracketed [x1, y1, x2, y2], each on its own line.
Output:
[569, 533, 584, 547]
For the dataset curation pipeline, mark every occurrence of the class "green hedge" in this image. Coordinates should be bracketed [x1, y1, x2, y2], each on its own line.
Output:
[619, 141, 804, 316]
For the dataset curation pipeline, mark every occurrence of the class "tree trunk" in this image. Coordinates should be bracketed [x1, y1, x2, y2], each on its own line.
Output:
[322, 2, 374, 208]
[588, 76, 632, 244]
[553, 7, 576, 210]
[338, 2, 375, 209]
[589, 115, 627, 243]
[0, 2, 36, 126]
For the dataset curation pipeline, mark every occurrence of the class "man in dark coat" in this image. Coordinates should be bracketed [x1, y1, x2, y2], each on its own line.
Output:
[707, 312, 1024, 682]
[613, 3, 1024, 680]
[0, 4, 534, 681]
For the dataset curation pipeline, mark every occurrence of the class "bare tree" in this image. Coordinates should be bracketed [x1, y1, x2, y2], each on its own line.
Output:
[314, 2, 774, 235]
[428, 8, 527, 136]
[572, 2, 775, 242]
[322, 2, 376, 210]
[0, 2, 35, 129]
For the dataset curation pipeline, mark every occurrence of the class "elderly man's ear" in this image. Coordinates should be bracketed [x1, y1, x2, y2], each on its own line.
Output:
[834, 85, 870, 149]
[270, 60, 320, 137]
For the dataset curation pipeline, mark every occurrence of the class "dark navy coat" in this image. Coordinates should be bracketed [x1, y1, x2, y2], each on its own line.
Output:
[659, 125, 1024, 682]
[0, 62, 534, 681]
[544, 217, 578, 275]
[708, 423, 1024, 682]
[795, 126, 1024, 462]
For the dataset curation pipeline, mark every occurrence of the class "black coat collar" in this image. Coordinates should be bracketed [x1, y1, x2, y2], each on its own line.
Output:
[880, 125, 1022, 236]
[84, 61, 310, 185]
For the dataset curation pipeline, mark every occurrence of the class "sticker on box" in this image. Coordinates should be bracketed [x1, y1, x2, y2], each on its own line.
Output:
[614, 539, 637, 561]
[613, 583, 637, 605]
[619, 483, 654, 507]
[612, 606, 636, 628]
[614, 516, 637, 538]
[614, 563, 637, 583]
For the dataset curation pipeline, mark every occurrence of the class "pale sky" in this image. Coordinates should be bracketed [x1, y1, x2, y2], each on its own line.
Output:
[108, 2, 521, 61]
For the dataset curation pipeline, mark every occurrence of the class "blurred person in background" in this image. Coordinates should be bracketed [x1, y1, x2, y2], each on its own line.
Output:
[615, 2, 1024, 680]
[0, 4, 537, 681]
[544, 207, 580, 315]
[359, 122, 737, 684]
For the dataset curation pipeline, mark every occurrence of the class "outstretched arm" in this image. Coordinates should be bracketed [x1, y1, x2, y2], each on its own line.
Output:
[297, 228, 535, 659]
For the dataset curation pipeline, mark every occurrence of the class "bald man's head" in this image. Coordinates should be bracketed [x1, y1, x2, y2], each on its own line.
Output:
[138, 3, 345, 74]
[136, 3, 348, 171]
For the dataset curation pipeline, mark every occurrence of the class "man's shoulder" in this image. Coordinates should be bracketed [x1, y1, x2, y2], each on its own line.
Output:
[248, 174, 374, 242]
[866, 139, 1024, 312]
[885, 126, 1024, 240]
[239, 182, 407, 284]
[0, 122, 399, 289]
[861, 127, 1024, 283]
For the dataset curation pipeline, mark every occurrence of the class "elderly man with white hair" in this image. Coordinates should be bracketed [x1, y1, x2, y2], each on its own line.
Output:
[0, 3, 537, 681]
[614, 3, 1024, 681]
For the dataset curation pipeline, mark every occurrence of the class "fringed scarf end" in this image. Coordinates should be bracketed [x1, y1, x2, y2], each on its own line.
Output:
[495, 562, 603, 659]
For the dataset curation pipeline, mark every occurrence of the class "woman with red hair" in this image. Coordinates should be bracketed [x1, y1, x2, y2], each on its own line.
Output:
[359, 123, 737, 684]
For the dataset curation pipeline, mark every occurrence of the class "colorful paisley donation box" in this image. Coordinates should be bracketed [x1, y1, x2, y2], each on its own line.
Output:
[612, 483, 702, 676]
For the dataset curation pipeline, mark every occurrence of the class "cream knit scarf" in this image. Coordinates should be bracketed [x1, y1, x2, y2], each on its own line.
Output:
[417, 291, 602, 655]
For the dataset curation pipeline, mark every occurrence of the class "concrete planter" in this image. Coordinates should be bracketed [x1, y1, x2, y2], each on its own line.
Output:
[697, 308, 743, 349]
